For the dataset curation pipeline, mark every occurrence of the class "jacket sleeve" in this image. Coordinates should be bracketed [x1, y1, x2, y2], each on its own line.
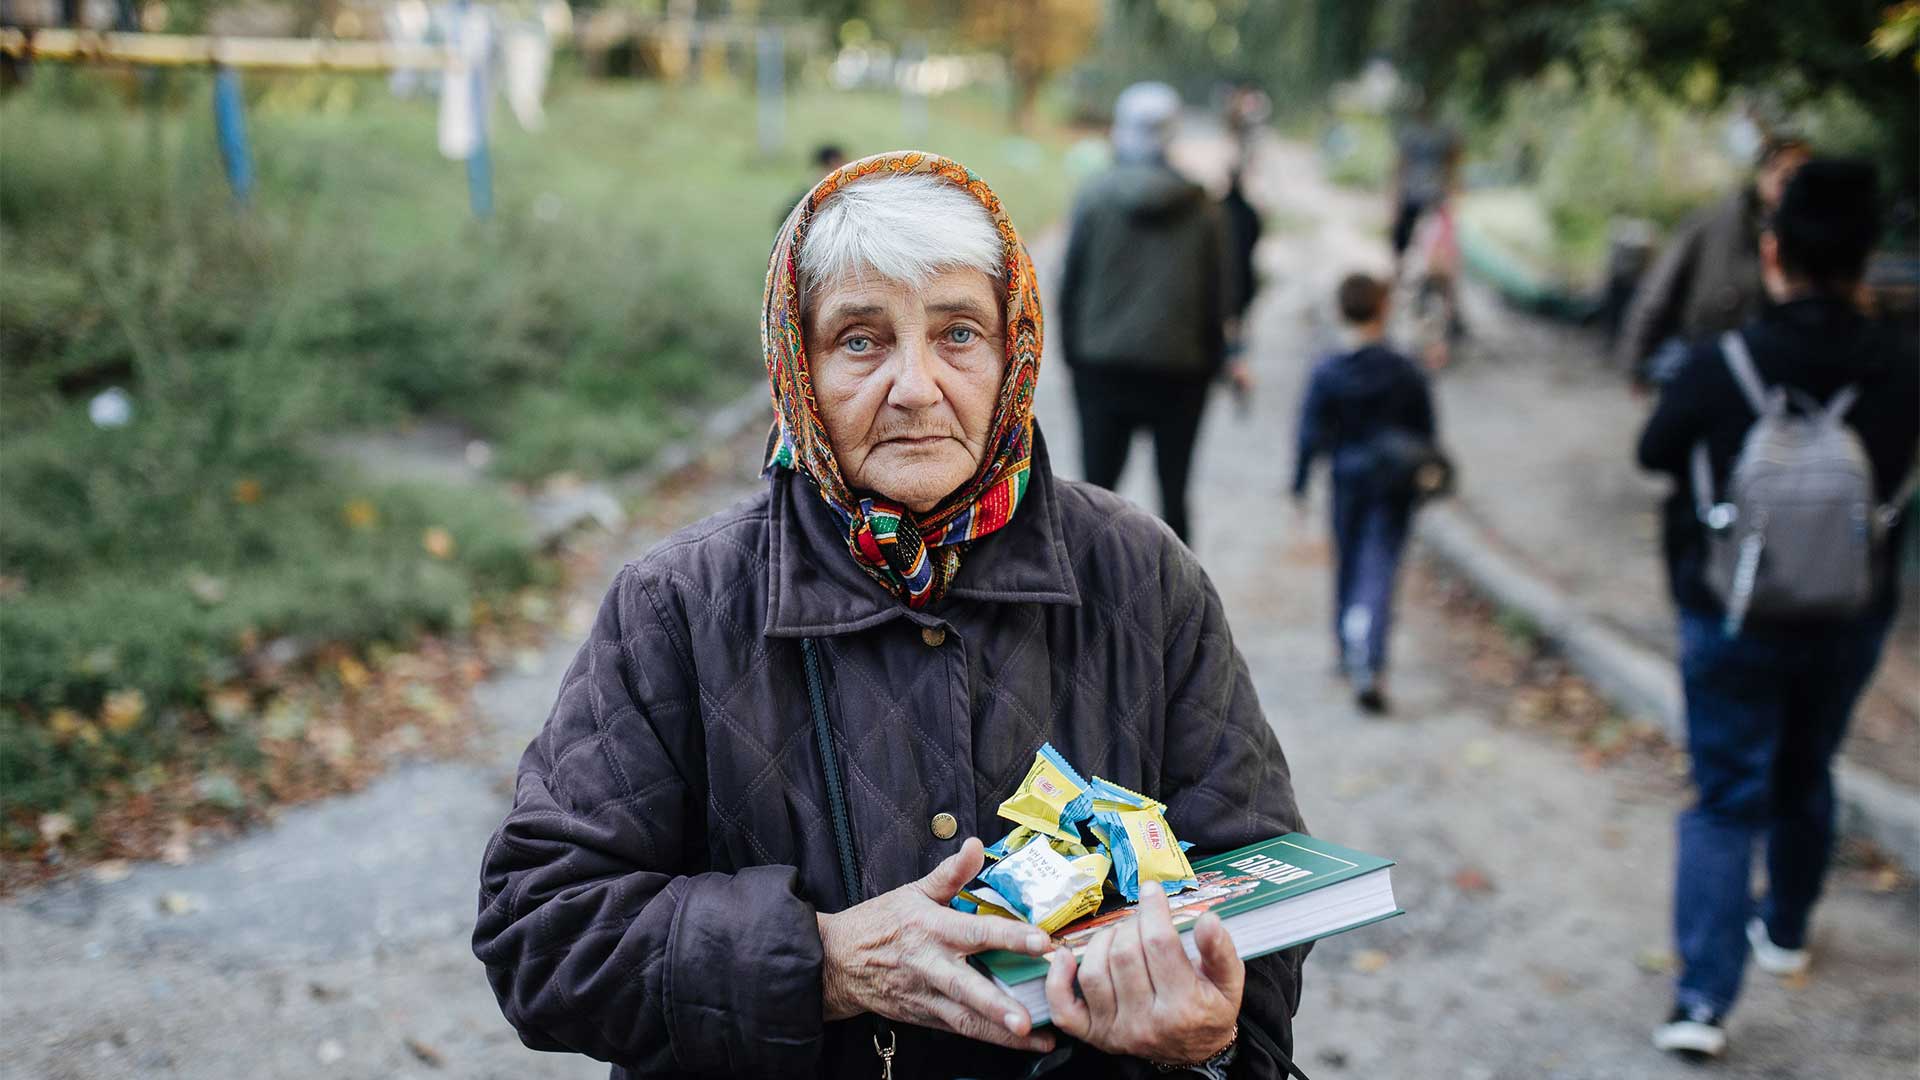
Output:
[1614, 216, 1703, 377]
[1291, 365, 1328, 496]
[1156, 544, 1310, 1076]
[1636, 344, 1724, 476]
[473, 565, 825, 1077]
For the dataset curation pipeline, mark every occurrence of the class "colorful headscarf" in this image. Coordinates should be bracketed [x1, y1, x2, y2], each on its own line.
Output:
[762, 151, 1043, 610]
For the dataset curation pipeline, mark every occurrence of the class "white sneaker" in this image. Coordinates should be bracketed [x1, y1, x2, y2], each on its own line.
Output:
[1747, 917, 1810, 976]
[1653, 1003, 1728, 1058]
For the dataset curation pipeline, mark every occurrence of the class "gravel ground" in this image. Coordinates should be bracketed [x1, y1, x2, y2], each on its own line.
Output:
[1, 131, 1913, 1080]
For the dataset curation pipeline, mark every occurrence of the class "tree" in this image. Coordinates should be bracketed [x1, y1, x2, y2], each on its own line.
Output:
[961, 0, 1101, 125]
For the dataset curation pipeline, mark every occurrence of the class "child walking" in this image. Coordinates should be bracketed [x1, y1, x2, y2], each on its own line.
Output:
[1292, 273, 1439, 713]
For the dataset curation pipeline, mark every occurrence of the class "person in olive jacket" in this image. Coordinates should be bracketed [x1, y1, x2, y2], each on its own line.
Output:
[1056, 81, 1248, 545]
[473, 152, 1312, 1080]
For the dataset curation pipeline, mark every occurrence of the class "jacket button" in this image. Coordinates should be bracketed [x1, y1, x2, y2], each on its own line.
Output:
[930, 812, 958, 840]
[920, 625, 947, 648]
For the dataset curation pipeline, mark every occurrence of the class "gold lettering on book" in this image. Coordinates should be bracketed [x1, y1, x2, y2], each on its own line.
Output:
[1226, 853, 1314, 886]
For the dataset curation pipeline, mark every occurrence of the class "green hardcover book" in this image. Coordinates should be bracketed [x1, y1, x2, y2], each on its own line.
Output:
[974, 833, 1400, 1026]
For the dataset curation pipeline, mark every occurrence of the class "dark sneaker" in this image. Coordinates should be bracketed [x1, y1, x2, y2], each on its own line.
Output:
[1353, 680, 1389, 715]
[1653, 1003, 1727, 1059]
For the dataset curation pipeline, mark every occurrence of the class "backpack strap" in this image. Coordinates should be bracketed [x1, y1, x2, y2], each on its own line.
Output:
[1718, 331, 1772, 415]
[1824, 384, 1861, 424]
[1691, 441, 1720, 525]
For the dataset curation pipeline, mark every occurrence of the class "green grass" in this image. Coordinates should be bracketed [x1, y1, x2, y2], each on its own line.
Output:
[0, 70, 1074, 833]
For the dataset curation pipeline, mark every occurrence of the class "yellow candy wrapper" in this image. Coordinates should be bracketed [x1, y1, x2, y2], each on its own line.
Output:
[996, 742, 1093, 843]
[979, 832, 1111, 933]
[952, 887, 1023, 921]
[1087, 805, 1197, 902]
[1087, 775, 1166, 813]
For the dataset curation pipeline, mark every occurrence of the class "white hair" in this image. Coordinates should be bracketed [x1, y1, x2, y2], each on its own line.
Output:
[798, 173, 1003, 308]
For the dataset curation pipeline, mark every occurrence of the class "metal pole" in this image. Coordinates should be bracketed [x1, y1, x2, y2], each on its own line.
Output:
[755, 24, 783, 159]
[212, 65, 254, 205]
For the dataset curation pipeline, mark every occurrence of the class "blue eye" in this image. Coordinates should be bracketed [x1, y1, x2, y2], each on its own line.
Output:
[845, 336, 872, 354]
[949, 327, 975, 344]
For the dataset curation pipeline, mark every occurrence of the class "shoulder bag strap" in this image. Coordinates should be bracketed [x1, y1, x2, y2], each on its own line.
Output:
[1718, 331, 1772, 416]
[802, 638, 863, 907]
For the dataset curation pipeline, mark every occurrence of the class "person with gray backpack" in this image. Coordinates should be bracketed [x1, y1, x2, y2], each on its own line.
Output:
[1636, 159, 1918, 1061]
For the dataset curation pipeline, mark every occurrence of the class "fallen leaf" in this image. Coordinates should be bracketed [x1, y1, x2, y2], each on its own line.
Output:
[38, 812, 75, 846]
[1634, 947, 1675, 975]
[232, 478, 263, 504]
[1451, 866, 1495, 894]
[157, 891, 204, 916]
[101, 689, 146, 734]
[47, 708, 86, 739]
[336, 656, 371, 692]
[404, 1037, 446, 1068]
[1780, 969, 1811, 991]
[1598, 826, 1629, 850]
[342, 499, 378, 530]
[208, 688, 253, 727]
[91, 859, 132, 884]
[421, 527, 455, 559]
[1870, 867, 1903, 894]
[1349, 949, 1391, 974]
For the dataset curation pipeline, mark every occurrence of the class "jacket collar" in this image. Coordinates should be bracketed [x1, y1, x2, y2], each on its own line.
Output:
[765, 427, 1081, 638]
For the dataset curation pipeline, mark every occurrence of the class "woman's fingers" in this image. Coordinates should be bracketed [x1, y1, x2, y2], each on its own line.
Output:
[1044, 948, 1091, 1039]
[929, 956, 1038, 1040]
[1076, 925, 1119, 1027]
[914, 837, 986, 904]
[1193, 912, 1245, 1003]
[927, 993, 1056, 1053]
[1135, 881, 1197, 993]
[1104, 906, 1157, 1005]
[933, 907, 1052, 957]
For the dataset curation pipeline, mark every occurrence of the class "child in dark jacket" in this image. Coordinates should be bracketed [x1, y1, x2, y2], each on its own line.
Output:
[1292, 273, 1437, 713]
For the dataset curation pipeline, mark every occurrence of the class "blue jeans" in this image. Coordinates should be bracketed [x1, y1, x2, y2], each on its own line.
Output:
[1672, 606, 1892, 1015]
[1329, 470, 1410, 680]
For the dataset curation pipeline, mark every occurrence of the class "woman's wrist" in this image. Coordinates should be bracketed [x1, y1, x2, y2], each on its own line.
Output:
[817, 912, 861, 1022]
[1150, 1021, 1237, 1072]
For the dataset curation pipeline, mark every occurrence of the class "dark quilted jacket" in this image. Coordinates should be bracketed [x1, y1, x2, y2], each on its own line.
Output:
[473, 432, 1311, 1079]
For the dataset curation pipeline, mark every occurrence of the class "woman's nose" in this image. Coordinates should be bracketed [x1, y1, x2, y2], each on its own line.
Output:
[886, 338, 943, 411]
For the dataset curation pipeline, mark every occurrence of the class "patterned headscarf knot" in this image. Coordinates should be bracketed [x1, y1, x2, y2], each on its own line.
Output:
[761, 151, 1044, 610]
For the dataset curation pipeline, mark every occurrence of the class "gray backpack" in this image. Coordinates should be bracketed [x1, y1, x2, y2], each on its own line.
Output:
[1692, 332, 1909, 635]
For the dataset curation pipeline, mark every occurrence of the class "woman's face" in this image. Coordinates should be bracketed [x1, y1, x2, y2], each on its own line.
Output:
[805, 268, 1007, 513]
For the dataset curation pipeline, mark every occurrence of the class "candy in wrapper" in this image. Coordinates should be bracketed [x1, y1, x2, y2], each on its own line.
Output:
[978, 831, 1111, 933]
[1087, 775, 1165, 813]
[996, 743, 1093, 843]
[951, 887, 1022, 921]
[1087, 805, 1197, 902]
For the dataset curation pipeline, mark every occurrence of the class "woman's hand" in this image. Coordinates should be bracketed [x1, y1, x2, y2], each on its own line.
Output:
[1043, 880, 1243, 1065]
[818, 837, 1058, 1052]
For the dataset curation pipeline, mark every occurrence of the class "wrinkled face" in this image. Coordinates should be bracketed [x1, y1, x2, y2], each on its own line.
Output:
[805, 268, 1006, 513]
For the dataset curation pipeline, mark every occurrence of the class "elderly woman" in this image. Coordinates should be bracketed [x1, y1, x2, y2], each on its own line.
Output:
[474, 152, 1310, 1079]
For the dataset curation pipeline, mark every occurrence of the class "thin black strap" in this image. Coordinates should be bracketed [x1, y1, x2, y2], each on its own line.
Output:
[802, 638, 863, 906]
[1238, 1017, 1313, 1080]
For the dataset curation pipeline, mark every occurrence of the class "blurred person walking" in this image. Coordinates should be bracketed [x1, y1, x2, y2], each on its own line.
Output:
[1615, 136, 1811, 387]
[1636, 160, 1918, 1060]
[1292, 274, 1440, 714]
[1388, 99, 1458, 282]
[1058, 82, 1244, 543]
